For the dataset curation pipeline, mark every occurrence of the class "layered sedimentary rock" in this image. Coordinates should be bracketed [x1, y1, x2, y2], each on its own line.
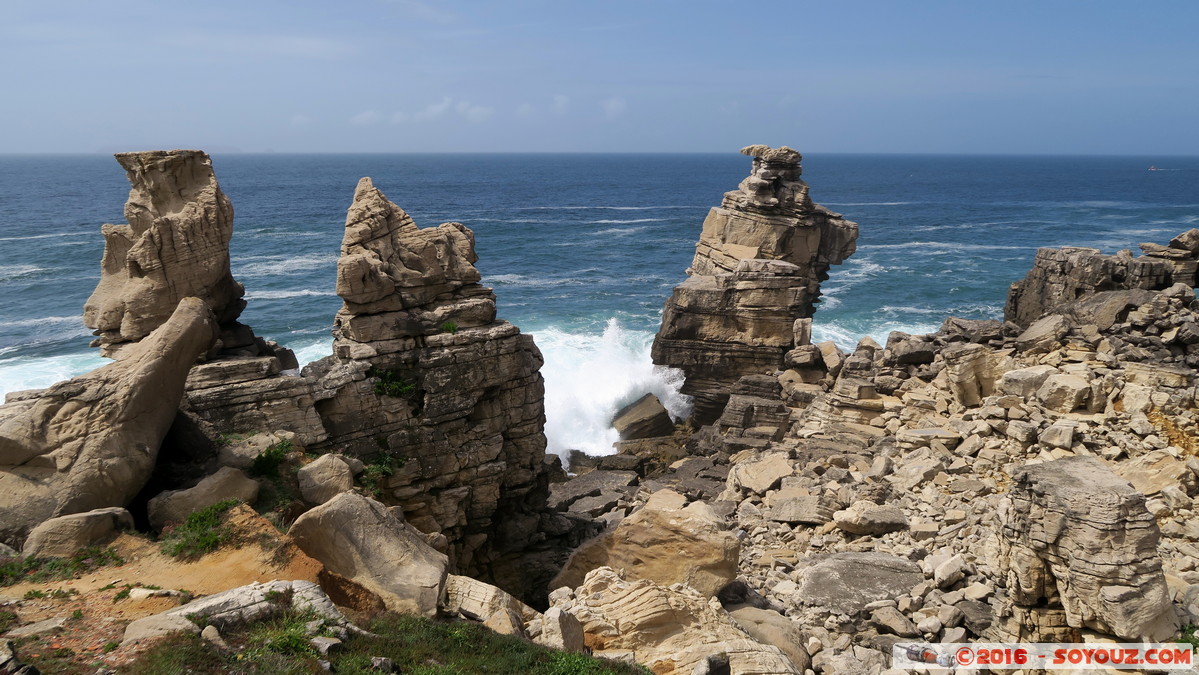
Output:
[996, 457, 1176, 641]
[653, 145, 857, 422]
[303, 178, 550, 584]
[83, 150, 245, 355]
[0, 298, 217, 547]
[1005, 228, 1199, 328]
[552, 567, 802, 674]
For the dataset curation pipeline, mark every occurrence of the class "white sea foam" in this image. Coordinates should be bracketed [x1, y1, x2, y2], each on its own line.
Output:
[0, 315, 81, 329]
[488, 274, 585, 288]
[233, 253, 338, 277]
[291, 338, 333, 368]
[0, 352, 109, 399]
[858, 242, 1035, 253]
[244, 289, 337, 300]
[592, 227, 648, 236]
[0, 232, 90, 242]
[812, 319, 942, 351]
[0, 265, 47, 281]
[533, 319, 690, 463]
[590, 218, 666, 224]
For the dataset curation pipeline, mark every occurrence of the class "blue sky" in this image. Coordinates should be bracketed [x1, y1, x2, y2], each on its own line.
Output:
[1, 0, 1196, 154]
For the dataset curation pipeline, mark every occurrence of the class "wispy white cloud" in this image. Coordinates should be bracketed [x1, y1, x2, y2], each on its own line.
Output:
[390, 98, 494, 124]
[601, 96, 628, 120]
[350, 110, 382, 126]
[551, 94, 570, 114]
[157, 32, 355, 60]
[384, 0, 457, 24]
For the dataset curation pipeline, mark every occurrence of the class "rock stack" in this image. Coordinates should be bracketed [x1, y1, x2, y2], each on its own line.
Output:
[83, 150, 245, 356]
[301, 178, 554, 588]
[652, 145, 858, 423]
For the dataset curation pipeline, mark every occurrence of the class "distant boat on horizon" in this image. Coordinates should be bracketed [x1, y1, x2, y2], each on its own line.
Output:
[1149, 165, 1164, 171]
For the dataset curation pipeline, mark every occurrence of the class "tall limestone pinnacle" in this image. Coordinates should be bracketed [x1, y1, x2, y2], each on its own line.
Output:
[652, 145, 858, 423]
[83, 150, 245, 356]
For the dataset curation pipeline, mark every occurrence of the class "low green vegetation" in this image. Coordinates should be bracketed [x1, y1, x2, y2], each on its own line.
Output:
[1181, 624, 1199, 650]
[248, 438, 293, 479]
[439, 320, 459, 334]
[118, 612, 649, 675]
[359, 452, 406, 498]
[0, 610, 16, 633]
[0, 546, 123, 587]
[368, 367, 418, 399]
[159, 499, 240, 559]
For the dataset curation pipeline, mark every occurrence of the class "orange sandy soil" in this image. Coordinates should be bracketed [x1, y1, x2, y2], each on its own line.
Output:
[0, 505, 323, 671]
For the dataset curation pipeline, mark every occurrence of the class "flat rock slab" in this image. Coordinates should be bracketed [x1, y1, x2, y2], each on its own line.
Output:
[549, 470, 638, 511]
[612, 393, 675, 440]
[795, 552, 923, 615]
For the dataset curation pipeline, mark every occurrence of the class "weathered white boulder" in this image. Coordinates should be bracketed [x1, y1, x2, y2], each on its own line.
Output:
[147, 466, 259, 530]
[833, 501, 909, 536]
[297, 454, 354, 505]
[289, 492, 448, 617]
[21, 507, 133, 558]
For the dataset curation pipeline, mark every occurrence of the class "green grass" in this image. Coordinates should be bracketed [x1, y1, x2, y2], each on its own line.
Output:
[0, 546, 123, 587]
[358, 452, 406, 498]
[249, 439, 293, 479]
[439, 320, 459, 334]
[119, 612, 649, 675]
[159, 499, 240, 559]
[1182, 624, 1199, 650]
[368, 367, 418, 399]
[0, 610, 16, 633]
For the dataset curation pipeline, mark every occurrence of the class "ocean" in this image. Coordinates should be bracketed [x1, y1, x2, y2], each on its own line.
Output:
[1, 153, 1197, 458]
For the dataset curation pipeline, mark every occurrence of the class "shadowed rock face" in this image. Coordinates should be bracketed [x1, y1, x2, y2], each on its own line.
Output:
[1005, 228, 1199, 328]
[0, 298, 217, 547]
[652, 145, 858, 423]
[83, 150, 244, 355]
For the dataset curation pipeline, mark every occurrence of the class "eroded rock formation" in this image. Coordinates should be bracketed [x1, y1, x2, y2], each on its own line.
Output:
[299, 178, 556, 592]
[1005, 228, 1199, 328]
[83, 150, 244, 356]
[0, 298, 217, 547]
[652, 145, 858, 423]
[996, 456, 1176, 641]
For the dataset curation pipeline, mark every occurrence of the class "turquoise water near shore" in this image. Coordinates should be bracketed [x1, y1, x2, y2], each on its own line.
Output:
[1, 153, 1197, 457]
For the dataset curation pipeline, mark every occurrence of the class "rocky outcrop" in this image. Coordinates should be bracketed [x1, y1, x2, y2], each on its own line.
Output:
[288, 492, 449, 617]
[996, 457, 1176, 642]
[20, 507, 134, 558]
[300, 178, 552, 590]
[146, 466, 259, 530]
[652, 145, 857, 423]
[551, 566, 802, 674]
[82, 150, 244, 355]
[0, 298, 217, 547]
[551, 489, 739, 596]
[1005, 229, 1199, 328]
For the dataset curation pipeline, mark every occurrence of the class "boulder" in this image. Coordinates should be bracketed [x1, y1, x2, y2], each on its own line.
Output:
[997, 457, 1176, 641]
[289, 492, 448, 617]
[297, 454, 354, 505]
[794, 552, 923, 617]
[728, 606, 812, 671]
[551, 489, 738, 597]
[833, 501, 909, 536]
[0, 298, 217, 547]
[147, 466, 259, 530]
[724, 452, 794, 496]
[442, 574, 538, 624]
[611, 393, 675, 440]
[553, 566, 801, 674]
[21, 507, 133, 559]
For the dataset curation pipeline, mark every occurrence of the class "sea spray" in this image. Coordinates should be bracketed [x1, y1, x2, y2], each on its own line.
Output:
[534, 318, 690, 462]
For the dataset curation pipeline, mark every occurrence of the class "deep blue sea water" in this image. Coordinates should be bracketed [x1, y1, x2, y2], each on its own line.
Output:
[2, 153, 1197, 456]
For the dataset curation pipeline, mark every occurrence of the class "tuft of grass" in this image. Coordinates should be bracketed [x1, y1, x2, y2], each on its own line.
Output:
[216, 432, 249, 446]
[0, 610, 16, 633]
[103, 641, 120, 653]
[159, 499, 240, 560]
[1182, 624, 1199, 650]
[368, 367, 417, 399]
[0, 546, 123, 587]
[359, 453, 406, 498]
[439, 320, 459, 334]
[248, 439, 292, 479]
